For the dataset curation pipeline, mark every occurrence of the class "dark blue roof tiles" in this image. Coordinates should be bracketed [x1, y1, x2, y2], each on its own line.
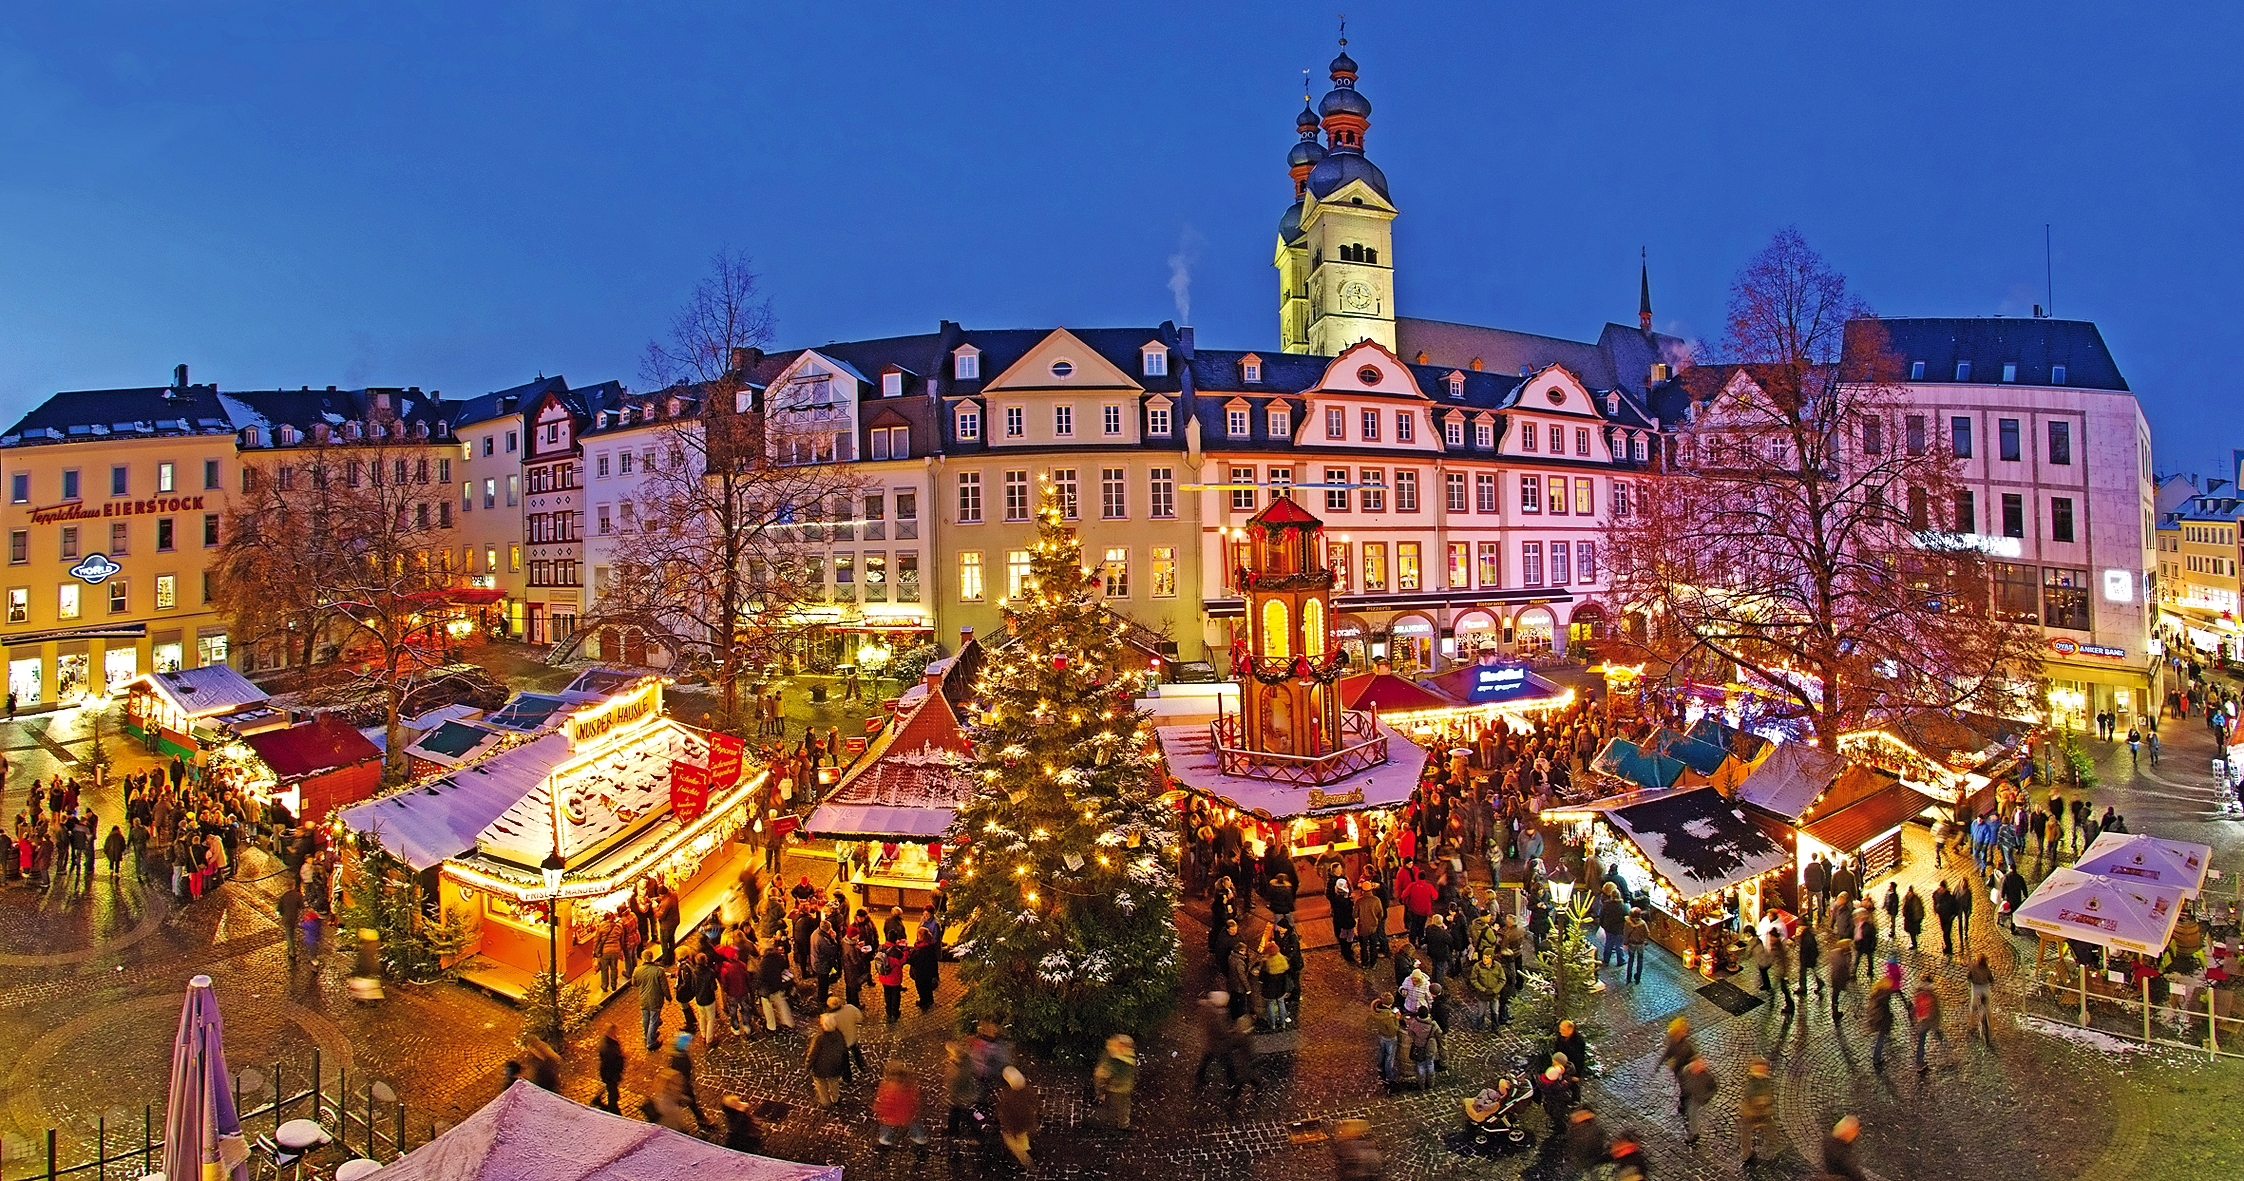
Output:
[1306, 151, 1389, 202]
[3, 384, 230, 440]
[1844, 317, 2129, 392]
[453, 375, 567, 428]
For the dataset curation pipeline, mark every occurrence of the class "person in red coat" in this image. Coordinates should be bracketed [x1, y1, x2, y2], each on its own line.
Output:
[876, 937, 909, 1022]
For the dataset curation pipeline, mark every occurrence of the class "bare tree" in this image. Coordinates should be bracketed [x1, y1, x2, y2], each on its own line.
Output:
[579, 251, 861, 727]
[216, 428, 484, 782]
[1605, 230, 2045, 741]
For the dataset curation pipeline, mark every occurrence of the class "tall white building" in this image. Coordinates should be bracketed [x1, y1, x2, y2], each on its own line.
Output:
[1846, 318, 2156, 726]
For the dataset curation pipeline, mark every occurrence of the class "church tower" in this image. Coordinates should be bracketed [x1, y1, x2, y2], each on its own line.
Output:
[1273, 103, 1324, 354]
[1297, 45, 1398, 357]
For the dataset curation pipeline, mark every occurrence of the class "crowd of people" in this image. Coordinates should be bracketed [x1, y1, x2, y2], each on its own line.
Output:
[6, 755, 259, 901]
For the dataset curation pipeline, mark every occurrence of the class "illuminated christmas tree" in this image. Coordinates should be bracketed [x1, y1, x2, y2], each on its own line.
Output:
[949, 479, 1181, 1052]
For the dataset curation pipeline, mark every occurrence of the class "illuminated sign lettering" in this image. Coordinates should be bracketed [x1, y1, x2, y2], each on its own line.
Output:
[2049, 638, 2126, 660]
[566, 680, 662, 747]
[1306, 787, 1365, 809]
[30, 496, 206, 525]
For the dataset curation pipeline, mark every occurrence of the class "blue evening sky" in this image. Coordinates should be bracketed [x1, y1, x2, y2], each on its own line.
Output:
[1, 3, 2236, 475]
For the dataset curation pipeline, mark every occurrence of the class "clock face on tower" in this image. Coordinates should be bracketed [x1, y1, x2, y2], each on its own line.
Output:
[1339, 281, 1376, 314]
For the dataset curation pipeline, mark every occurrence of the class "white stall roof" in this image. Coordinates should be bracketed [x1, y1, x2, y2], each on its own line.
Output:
[339, 734, 571, 871]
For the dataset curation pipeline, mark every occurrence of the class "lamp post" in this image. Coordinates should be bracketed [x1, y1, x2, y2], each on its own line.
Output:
[1547, 879, 1575, 1024]
[541, 849, 566, 1039]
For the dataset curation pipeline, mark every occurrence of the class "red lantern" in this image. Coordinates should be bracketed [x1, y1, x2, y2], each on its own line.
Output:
[1053, 654, 1070, 671]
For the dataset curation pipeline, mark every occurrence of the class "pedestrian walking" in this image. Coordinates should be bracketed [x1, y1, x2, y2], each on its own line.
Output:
[1865, 980, 1896, 1072]
[1824, 1116, 1868, 1181]
[633, 949, 671, 1051]
[278, 886, 303, 959]
[1796, 922, 1822, 1001]
[1737, 1056, 1777, 1164]
[1910, 978, 1946, 1073]
[1933, 881, 1957, 958]
[872, 1060, 929, 1149]
[596, 1026, 625, 1112]
[1966, 954, 1997, 1043]
[1881, 881, 1901, 938]
[1330, 1118, 1383, 1181]
[943, 1042, 979, 1140]
[1094, 1034, 1137, 1130]
[807, 1015, 848, 1107]
[1657, 1017, 1698, 1113]
[1901, 886, 1925, 952]
[1623, 907, 1650, 985]
[1678, 1057, 1716, 1144]
[827, 997, 867, 1080]
[995, 1067, 1039, 1168]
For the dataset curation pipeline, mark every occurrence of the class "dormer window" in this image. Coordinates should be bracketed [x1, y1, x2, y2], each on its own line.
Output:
[1910, 361, 1927, 380]
[344, 421, 362, 440]
[1141, 345, 1168, 377]
[2051, 365, 2067, 385]
[1446, 373, 1464, 399]
[2001, 363, 2018, 383]
[953, 348, 980, 380]
[1242, 356, 1263, 383]
[1227, 407, 1250, 438]
[1955, 361, 1972, 381]
[1268, 406, 1291, 438]
[882, 372, 904, 397]
[276, 425, 298, 446]
[1605, 394, 1619, 415]
[1443, 417, 1463, 447]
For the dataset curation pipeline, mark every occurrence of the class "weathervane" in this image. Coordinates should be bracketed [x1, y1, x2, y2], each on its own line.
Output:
[1338, 13, 1348, 46]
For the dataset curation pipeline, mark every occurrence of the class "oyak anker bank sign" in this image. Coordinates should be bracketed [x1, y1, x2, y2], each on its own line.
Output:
[28, 496, 208, 525]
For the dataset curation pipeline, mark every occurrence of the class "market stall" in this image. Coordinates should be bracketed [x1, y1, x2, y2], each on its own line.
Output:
[404, 719, 508, 779]
[223, 714, 385, 825]
[339, 675, 765, 999]
[1835, 708, 2033, 811]
[802, 672, 975, 908]
[121, 665, 276, 759]
[1418, 659, 1575, 724]
[1540, 785, 1792, 975]
[1731, 741, 1923, 904]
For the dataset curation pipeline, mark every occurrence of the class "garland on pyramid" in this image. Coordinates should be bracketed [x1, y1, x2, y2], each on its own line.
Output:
[948, 479, 1182, 1053]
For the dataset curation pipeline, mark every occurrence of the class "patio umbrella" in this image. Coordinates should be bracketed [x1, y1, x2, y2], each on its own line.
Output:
[2012, 868, 2186, 957]
[163, 975, 250, 1181]
[2071, 831, 2212, 896]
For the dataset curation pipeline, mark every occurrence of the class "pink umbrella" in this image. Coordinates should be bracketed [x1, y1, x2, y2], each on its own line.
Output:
[163, 975, 249, 1181]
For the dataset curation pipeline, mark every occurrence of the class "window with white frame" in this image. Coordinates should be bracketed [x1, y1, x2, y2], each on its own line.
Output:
[1361, 409, 1380, 441]
[1477, 473, 1498, 513]
[1150, 546, 1177, 597]
[1576, 541, 1597, 582]
[959, 551, 985, 601]
[1100, 468, 1127, 519]
[1573, 477, 1594, 515]
[957, 472, 982, 522]
[1006, 550, 1032, 599]
[1474, 421, 1493, 449]
[1053, 406, 1073, 437]
[1396, 412, 1414, 443]
[1576, 427, 1591, 456]
[1544, 425, 1561, 452]
[1052, 468, 1079, 519]
[1102, 547, 1130, 596]
[1142, 347, 1167, 377]
[1227, 407, 1250, 437]
[1004, 470, 1030, 521]
[1547, 475, 1569, 516]
[1359, 469, 1385, 512]
[1149, 467, 1176, 519]
[1269, 467, 1292, 500]
[1521, 541, 1544, 586]
[1268, 406, 1291, 437]
[1550, 540, 1570, 584]
[1611, 479, 1631, 517]
[957, 405, 981, 440]
[882, 372, 904, 397]
[1519, 474, 1541, 513]
[1444, 417, 1463, 447]
[954, 351, 980, 379]
[1325, 467, 1351, 512]
[1446, 374, 1464, 399]
[1242, 358, 1262, 383]
[1446, 472, 1468, 512]
[1103, 404, 1123, 435]
[1394, 469, 1418, 512]
[1005, 406, 1025, 437]
[1147, 405, 1171, 436]
[1326, 407, 1346, 439]
[1229, 466, 1256, 511]
[1521, 421, 1538, 451]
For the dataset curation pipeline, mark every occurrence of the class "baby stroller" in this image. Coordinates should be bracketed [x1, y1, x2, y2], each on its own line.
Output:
[1463, 1075, 1535, 1149]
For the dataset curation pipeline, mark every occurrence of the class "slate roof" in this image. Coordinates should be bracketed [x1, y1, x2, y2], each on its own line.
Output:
[451, 376, 565, 429]
[1842, 317, 2129, 392]
[1396, 317, 1689, 398]
[2, 383, 240, 442]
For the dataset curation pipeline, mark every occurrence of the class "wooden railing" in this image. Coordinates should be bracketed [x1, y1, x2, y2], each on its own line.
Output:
[1208, 711, 1388, 786]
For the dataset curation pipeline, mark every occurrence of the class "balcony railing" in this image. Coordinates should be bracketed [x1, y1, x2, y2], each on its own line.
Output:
[1209, 710, 1387, 786]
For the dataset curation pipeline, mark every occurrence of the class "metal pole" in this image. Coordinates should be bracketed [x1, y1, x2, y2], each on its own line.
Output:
[97, 1117, 104, 1181]
[311, 1049, 321, 1122]
[366, 1090, 375, 1159]
[2210, 986, 2221, 1057]
[48, 1128, 57, 1181]
[393, 1105, 405, 1160]
[2079, 964, 2089, 1027]
[144, 1105, 152, 1174]
[272, 1063, 282, 1127]
[2143, 976, 2152, 1045]
[548, 908, 561, 1040]
[337, 1068, 347, 1132]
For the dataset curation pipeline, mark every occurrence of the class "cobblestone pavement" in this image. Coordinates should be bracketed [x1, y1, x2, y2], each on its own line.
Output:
[5, 709, 2243, 1180]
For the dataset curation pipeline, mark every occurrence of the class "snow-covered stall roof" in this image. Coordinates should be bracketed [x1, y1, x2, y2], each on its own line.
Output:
[477, 719, 707, 866]
[338, 734, 572, 871]
[1733, 740, 1897, 825]
[405, 719, 507, 769]
[1601, 786, 1792, 902]
[370, 1080, 839, 1181]
[805, 680, 975, 840]
[135, 665, 270, 719]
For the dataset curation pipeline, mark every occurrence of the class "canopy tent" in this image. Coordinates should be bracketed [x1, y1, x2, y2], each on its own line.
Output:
[369, 1081, 838, 1181]
[1420, 661, 1572, 713]
[2072, 832, 2212, 897]
[2013, 867, 2186, 956]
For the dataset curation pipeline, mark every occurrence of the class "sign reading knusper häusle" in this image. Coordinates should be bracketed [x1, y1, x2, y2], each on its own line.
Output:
[28, 496, 208, 525]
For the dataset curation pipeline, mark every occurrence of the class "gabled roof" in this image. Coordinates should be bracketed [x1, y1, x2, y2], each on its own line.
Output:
[1601, 786, 1791, 902]
[339, 733, 573, 871]
[1338, 670, 1455, 715]
[805, 683, 975, 840]
[1733, 741, 1897, 825]
[243, 714, 383, 783]
[136, 665, 270, 718]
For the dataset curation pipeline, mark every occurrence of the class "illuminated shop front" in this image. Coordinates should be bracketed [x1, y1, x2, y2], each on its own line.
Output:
[1836, 709, 2032, 812]
[341, 676, 765, 998]
[214, 714, 383, 825]
[1733, 741, 1932, 899]
[1541, 785, 1791, 975]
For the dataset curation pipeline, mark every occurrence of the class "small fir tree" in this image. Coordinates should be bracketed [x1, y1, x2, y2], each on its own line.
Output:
[948, 481, 1181, 1053]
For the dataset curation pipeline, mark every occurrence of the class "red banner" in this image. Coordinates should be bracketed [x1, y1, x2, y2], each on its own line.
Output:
[671, 760, 710, 824]
[708, 733, 745, 790]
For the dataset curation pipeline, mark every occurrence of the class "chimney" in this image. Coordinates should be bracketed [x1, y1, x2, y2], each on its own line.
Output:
[172, 364, 189, 390]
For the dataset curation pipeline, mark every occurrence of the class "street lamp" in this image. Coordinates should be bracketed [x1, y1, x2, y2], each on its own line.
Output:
[540, 848, 566, 1040]
[1545, 878, 1576, 1023]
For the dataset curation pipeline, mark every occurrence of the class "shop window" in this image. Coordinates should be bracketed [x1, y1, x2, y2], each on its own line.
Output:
[2043, 567, 2090, 631]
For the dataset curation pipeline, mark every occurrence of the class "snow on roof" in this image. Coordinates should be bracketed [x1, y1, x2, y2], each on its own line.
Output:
[340, 733, 572, 871]
[406, 719, 506, 767]
[406, 702, 485, 731]
[1601, 786, 1791, 901]
[241, 715, 382, 781]
[806, 683, 974, 839]
[477, 719, 707, 866]
[1154, 721, 1429, 819]
[137, 665, 270, 718]
[1732, 740, 1850, 821]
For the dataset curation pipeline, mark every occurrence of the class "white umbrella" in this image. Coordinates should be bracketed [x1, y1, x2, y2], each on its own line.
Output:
[2013, 867, 2185, 956]
[2071, 831, 2211, 896]
[163, 975, 250, 1181]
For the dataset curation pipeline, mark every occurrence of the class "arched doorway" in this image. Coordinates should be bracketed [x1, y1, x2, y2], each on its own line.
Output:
[1567, 603, 1610, 653]
[1329, 614, 1372, 671]
[1450, 609, 1499, 664]
[1515, 607, 1556, 654]
[1388, 613, 1436, 677]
